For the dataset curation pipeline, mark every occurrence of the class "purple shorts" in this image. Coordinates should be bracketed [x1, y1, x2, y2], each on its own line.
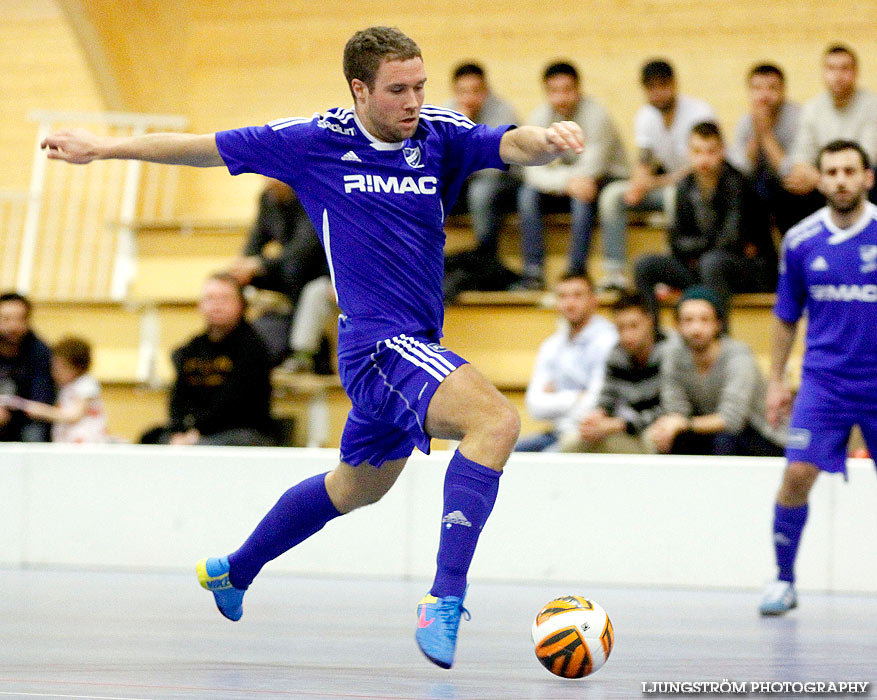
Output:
[337, 333, 467, 467]
[786, 374, 877, 475]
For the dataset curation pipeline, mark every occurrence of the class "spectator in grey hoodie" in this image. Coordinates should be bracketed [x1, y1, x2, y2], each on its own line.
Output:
[647, 285, 785, 456]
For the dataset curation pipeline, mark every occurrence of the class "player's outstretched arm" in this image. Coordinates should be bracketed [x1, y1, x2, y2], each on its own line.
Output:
[41, 129, 224, 168]
[499, 122, 584, 166]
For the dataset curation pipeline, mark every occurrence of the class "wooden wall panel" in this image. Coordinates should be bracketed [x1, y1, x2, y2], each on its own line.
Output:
[176, 0, 877, 219]
[0, 0, 104, 191]
[5, 1, 876, 218]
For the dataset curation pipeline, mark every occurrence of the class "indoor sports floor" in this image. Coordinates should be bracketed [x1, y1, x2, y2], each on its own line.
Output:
[1, 569, 874, 699]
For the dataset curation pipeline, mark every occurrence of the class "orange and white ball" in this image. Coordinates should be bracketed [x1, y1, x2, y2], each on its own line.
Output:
[531, 596, 614, 678]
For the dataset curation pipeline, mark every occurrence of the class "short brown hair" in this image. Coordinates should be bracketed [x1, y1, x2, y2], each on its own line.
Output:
[53, 336, 92, 374]
[206, 272, 247, 307]
[343, 27, 421, 96]
[558, 270, 594, 291]
[690, 121, 722, 143]
[817, 139, 871, 171]
[825, 43, 857, 68]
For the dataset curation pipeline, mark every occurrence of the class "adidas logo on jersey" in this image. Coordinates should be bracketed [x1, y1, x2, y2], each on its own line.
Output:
[341, 151, 361, 162]
[442, 510, 472, 528]
[810, 256, 829, 271]
[343, 174, 438, 195]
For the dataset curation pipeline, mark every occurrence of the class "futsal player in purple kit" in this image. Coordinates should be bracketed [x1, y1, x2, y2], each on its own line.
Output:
[41, 27, 584, 668]
[760, 140, 877, 615]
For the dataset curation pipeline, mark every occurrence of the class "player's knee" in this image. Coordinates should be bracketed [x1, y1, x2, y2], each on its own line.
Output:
[481, 399, 521, 456]
[325, 467, 381, 513]
[779, 461, 819, 504]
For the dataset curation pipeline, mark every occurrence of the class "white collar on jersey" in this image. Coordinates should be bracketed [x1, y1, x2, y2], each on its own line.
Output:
[352, 107, 406, 151]
[824, 201, 877, 244]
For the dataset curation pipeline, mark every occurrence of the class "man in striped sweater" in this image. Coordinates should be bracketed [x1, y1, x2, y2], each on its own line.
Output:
[558, 291, 666, 453]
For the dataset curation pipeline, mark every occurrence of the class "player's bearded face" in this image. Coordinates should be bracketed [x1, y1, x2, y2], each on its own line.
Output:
[356, 58, 426, 143]
[819, 150, 873, 214]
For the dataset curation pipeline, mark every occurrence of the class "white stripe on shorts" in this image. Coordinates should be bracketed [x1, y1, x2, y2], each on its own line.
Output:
[393, 335, 456, 377]
[384, 338, 447, 382]
[393, 336, 451, 378]
[398, 334, 457, 372]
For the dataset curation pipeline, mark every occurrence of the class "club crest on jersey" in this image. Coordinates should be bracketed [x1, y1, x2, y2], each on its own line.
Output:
[860, 245, 877, 273]
[403, 146, 425, 169]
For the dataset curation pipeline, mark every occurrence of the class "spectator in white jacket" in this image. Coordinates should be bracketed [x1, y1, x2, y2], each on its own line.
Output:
[516, 273, 618, 451]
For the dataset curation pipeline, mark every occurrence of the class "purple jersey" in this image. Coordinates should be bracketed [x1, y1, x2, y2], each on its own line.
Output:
[215, 107, 512, 351]
[774, 202, 877, 398]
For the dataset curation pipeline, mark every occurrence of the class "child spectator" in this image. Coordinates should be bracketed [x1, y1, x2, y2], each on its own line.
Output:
[22, 336, 108, 443]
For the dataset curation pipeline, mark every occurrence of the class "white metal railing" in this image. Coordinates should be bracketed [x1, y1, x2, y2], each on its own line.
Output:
[0, 190, 31, 292]
[20, 111, 188, 301]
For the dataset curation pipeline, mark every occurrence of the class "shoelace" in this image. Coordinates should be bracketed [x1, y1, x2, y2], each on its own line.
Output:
[436, 599, 471, 636]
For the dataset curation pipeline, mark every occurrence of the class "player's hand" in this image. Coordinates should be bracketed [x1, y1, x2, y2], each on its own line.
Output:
[40, 128, 105, 164]
[545, 121, 584, 155]
[566, 176, 598, 203]
[765, 379, 792, 428]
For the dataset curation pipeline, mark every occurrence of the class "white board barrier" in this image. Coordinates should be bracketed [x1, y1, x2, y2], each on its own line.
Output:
[1, 445, 875, 593]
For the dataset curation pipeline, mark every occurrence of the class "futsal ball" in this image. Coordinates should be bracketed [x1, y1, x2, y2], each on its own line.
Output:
[531, 596, 614, 678]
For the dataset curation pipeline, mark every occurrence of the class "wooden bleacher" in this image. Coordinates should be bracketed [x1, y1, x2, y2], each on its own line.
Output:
[28, 215, 799, 447]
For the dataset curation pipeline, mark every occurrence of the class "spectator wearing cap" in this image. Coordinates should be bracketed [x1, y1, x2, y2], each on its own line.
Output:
[596, 59, 716, 292]
[646, 286, 785, 456]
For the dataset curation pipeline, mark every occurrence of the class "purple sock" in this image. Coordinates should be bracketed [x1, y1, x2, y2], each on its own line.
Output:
[773, 503, 808, 583]
[228, 472, 341, 589]
[430, 450, 501, 598]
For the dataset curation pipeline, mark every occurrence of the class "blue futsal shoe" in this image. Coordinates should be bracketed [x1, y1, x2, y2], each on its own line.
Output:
[196, 556, 245, 621]
[415, 591, 471, 669]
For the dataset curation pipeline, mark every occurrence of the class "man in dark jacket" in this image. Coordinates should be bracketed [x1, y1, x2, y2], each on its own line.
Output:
[634, 121, 777, 316]
[141, 274, 276, 446]
[227, 179, 329, 365]
[0, 292, 55, 441]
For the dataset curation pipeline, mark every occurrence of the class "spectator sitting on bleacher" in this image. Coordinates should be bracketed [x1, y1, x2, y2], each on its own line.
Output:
[0, 292, 54, 442]
[140, 273, 276, 446]
[557, 291, 667, 453]
[728, 63, 813, 234]
[784, 44, 877, 202]
[444, 62, 520, 262]
[646, 286, 785, 457]
[227, 178, 329, 366]
[634, 121, 777, 318]
[597, 59, 716, 292]
[516, 272, 617, 451]
[515, 61, 630, 290]
[282, 275, 336, 375]
[19, 336, 108, 443]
